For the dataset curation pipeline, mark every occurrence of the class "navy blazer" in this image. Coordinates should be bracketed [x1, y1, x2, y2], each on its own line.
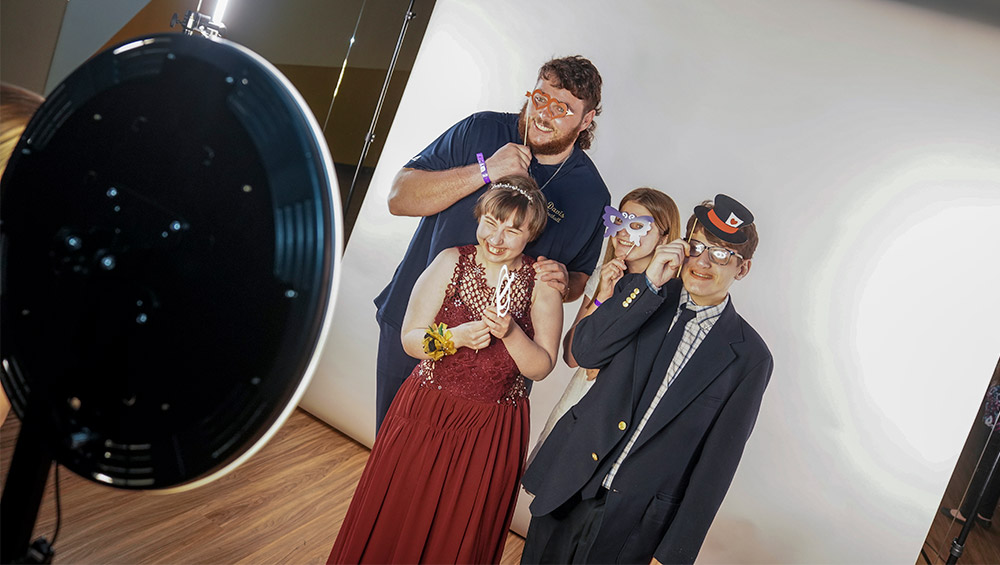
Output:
[522, 274, 772, 564]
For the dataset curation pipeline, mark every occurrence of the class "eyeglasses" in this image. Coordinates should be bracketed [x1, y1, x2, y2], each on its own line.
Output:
[689, 239, 744, 266]
[525, 89, 575, 119]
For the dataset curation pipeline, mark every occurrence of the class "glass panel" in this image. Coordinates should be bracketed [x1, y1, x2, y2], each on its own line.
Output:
[33, 0, 436, 243]
[223, 0, 437, 241]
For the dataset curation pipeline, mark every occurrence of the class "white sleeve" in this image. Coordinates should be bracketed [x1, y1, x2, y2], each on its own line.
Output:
[583, 261, 602, 299]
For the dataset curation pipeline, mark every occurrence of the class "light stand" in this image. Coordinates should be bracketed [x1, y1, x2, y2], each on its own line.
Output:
[344, 0, 416, 216]
[170, 0, 228, 38]
[0, 403, 56, 564]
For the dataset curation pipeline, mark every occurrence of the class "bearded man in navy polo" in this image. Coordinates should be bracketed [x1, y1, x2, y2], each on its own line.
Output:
[373, 56, 611, 431]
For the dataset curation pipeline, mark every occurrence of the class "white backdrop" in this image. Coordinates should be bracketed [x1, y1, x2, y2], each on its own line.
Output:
[301, 0, 1000, 561]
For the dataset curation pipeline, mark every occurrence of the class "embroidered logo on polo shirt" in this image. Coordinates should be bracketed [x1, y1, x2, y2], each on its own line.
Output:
[546, 201, 564, 223]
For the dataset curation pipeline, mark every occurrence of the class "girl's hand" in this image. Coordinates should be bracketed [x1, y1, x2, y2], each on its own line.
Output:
[585, 367, 600, 381]
[482, 305, 514, 339]
[595, 257, 627, 303]
[450, 319, 491, 351]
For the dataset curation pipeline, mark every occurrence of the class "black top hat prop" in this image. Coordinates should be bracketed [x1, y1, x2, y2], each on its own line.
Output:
[694, 194, 754, 244]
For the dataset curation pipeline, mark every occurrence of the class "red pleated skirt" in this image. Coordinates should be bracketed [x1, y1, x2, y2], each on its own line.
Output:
[328, 375, 529, 564]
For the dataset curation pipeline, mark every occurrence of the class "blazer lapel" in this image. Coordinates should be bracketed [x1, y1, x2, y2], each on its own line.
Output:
[630, 288, 682, 410]
[629, 301, 743, 453]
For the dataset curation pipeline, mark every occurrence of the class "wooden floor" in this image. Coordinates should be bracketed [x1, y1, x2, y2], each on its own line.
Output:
[0, 408, 525, 564]
[6, 407, 1000, 564]
[922, 512, 1000, 565]
[919, 417, 1000, 565]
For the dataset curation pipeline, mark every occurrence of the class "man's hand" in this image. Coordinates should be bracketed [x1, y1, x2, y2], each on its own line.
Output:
[534, 256, 570, 299]
[449, 319, 491, 351]
[387, 143, 532, 217]
[485, 143, 532, 179]
[645, 239, 690, 288]
[482, 305, 514, 339]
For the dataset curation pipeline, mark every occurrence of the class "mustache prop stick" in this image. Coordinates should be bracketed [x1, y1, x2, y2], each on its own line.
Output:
[495, 265, 513, 318]
[623, 242, 636, 260]
[679, 218, 698, 279]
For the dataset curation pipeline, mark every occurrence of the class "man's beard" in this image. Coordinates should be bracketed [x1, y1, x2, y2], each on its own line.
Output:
[517, 102, 580, 156]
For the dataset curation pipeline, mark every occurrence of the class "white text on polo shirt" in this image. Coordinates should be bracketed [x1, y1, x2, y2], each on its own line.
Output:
[546, 201, 565, 223]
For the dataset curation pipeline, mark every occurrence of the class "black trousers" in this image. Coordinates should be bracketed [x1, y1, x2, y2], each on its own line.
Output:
[521, 490, 607, 564]
[374, 317, 419, 433]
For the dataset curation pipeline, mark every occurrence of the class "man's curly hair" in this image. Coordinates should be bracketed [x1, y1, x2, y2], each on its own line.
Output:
[537, 56, 602, 150]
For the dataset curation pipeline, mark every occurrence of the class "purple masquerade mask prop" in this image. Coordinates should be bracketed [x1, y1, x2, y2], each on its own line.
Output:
[602, 206, 654, 246]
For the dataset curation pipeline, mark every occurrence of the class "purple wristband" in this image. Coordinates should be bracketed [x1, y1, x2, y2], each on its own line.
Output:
[476, 152, 491, 184]
[593, 298, 602, 307]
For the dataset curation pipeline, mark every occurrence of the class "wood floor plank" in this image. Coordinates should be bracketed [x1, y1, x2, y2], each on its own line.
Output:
[18, 403, 998, 565]
[0, 408, 527, 564]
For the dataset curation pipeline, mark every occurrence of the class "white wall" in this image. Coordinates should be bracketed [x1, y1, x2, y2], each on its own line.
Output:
[45, 0, 150, 94]
[301, 0, 1000, 561]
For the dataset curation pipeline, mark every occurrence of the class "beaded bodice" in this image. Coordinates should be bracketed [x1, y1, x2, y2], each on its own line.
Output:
[415, 245, 536, 404]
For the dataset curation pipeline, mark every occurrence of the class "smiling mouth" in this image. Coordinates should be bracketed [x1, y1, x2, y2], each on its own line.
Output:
[532, 118, 554, 133]
[688, 270, 712, 280]
[486, 244, 506, 255]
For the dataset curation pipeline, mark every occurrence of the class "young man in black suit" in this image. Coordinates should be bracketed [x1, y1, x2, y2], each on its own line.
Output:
[521, 195, 772, 564]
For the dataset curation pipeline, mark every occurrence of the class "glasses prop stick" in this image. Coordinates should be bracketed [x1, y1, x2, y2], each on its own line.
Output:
[523, 90, 532, 146]
[678, 218, 698, 279]
[524, 105, 529, 148]
[495, 265, 514, 318]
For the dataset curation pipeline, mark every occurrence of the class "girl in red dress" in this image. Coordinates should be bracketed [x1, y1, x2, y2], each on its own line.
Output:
[329, 175, 563, 564]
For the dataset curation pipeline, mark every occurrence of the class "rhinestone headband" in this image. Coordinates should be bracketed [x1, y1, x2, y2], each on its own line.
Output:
[491, 182, 533, 202]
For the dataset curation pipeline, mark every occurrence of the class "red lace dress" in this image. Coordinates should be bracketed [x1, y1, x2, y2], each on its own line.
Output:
[328, 245, 536, 564]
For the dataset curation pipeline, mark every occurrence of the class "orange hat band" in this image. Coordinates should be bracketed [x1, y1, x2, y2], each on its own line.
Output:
[708, 209, 739, 234]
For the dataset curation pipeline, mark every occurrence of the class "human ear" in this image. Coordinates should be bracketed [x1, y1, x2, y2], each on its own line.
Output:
[734, 258, 752, 280]
[578, 108, 596, 132]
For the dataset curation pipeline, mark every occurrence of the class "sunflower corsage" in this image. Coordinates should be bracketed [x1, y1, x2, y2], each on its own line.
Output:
[422, 322, 457, 361]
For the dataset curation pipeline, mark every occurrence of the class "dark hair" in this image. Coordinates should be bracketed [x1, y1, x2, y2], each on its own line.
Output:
[538, 56, 602, 150]
[474, 175, 548, 241]
[685, 200, 759, 260]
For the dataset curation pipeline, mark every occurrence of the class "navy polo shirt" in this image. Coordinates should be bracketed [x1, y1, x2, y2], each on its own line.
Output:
[375, 111, 610, 328]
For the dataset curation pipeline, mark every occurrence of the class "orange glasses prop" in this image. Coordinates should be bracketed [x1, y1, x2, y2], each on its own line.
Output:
[525, 89, 575, 119]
